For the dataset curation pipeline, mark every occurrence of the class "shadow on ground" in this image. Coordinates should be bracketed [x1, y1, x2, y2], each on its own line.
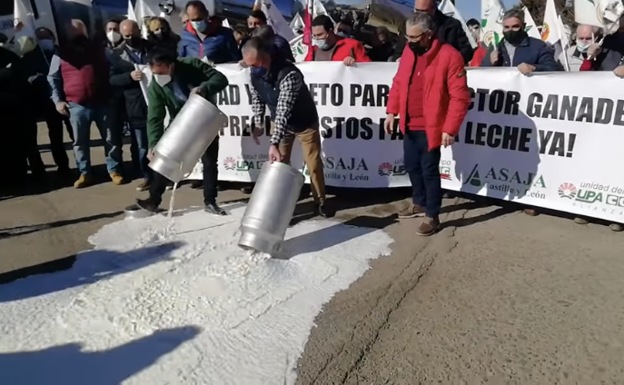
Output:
[0, 241, 184, 299]
[0, 211, 123, 240]
[0, 326, 200, 385]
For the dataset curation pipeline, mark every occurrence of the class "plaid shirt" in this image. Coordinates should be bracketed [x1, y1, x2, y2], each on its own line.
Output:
[250, 70, 303, 145]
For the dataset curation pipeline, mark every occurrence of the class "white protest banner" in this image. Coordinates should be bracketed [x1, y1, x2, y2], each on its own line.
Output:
[182, 62, 624, 223]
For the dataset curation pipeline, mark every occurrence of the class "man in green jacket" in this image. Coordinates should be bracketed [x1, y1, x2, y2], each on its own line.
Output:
[137, 47, 229, 215]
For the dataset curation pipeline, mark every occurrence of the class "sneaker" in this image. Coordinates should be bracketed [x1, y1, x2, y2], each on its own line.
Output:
[609, 223, 624, 232]
[205, 202, 227, 215]
[416, 217, 440, 236]
[136, 198, 159, 213]
[523, 208, 538, 216]
[136, 179, 151, 192]
[574, 217, 589, 225]
[74, 174, 91, 189]
[314, 203, 334, 218]
[398, 204, 425, 219]
[109, 172, 124, 185]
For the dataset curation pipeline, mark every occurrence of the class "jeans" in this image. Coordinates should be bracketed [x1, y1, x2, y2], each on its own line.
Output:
[403, 130, 442, 219]
[129, 124, 151, 180]
[150, 137, 220, 206]
[68, 102, 122, 175]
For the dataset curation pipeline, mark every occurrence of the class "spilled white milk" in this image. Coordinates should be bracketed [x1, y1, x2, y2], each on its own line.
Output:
[0, 206, 393, 384]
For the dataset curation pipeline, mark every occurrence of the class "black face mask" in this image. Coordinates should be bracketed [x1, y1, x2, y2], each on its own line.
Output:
[125, 37, 142, 47]
[408, 42, 428, 56]
[72, 35, 88, 46]
[503, 30, 527, 45]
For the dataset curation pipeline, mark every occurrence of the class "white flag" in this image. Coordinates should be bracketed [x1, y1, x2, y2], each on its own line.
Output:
[253, 0, 295, 41]
[290, 13, 304, 34]
[222, 18, 231, 29]
[522, 7, 541, 39]
[575, 0, 624, 32]
[542, 0, 567, 45]
[289, 34, 308, 62]
[13, 0, 37, 55]
[439, 0, 477, 48]
[481, 0, 505, 48]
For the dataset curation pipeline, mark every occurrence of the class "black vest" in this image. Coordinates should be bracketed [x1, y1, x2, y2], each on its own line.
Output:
[250, 59, 318, 132]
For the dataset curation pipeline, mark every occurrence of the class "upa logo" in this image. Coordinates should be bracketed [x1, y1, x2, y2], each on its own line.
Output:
[223, 157, 236, 171]
[558, 183, 577, 199]
[378, 162, 392, 176]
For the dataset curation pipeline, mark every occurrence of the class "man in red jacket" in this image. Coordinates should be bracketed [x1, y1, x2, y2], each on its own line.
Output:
[385, 12, 471, 236]
[304, 15, 370, 65]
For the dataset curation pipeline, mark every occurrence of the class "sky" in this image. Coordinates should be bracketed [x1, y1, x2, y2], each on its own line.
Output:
[455, 0, 520, 21]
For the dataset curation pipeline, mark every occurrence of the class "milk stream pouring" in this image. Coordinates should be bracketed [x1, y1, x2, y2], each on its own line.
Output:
[148, 94, 227, 183]
[238, 162, 305, 255]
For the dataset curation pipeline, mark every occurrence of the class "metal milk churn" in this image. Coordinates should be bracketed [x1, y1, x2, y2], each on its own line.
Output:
[149, 94, 227, 183]
[238, 161, 305, 255]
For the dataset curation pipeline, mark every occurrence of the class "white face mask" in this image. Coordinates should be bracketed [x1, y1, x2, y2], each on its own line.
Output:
[576, 40, 590, 53]
[154, 73, 172, 86]
[106, 31, 121, 44]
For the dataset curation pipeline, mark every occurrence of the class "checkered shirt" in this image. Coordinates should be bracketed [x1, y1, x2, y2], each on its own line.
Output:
[250, 70, 303, 145]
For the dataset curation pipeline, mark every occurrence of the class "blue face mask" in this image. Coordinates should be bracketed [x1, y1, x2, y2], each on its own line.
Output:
[190, 20, 207, 32]
[39, 39, 55, 52]
[250, 66, 267, 78]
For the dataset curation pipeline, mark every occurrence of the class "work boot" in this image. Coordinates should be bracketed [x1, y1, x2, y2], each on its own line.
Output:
[416, 216, 440, 236]
[205, 202, 227, 215]
[136, 179, 151, 192]
[109, 172, 124, 185]
[74, 174, 91, 189]
[136, 197, 159, 213]
[398, 204, 425, 219]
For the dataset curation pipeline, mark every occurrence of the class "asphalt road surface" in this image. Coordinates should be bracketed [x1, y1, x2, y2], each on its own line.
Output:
[2, 125, 624, 383]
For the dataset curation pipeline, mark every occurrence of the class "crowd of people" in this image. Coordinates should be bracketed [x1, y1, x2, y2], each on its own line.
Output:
[1, 0, 623, 232]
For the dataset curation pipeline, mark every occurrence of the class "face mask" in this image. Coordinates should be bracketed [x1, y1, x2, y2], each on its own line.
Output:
[39, 39, 54, 52]
[576, 41, 590, 53]
[503, 30, 527, 45]
[152, 29, 163, 37]
[191, 20, 207, 32]
[313, 38, 330, 50]
[250, 66, 267, 77]
[154, 73, 171, 86]
[125, 36, 142, 47]
[106, 31, 121, 44]
[408, 42, 428, 56]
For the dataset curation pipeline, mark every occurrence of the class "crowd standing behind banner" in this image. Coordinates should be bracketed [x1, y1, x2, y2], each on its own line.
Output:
[2, 5, 624, 232]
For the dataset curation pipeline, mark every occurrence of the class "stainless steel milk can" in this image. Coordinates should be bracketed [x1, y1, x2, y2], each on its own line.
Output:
[238, 161, 305, 255]
[149, 94, 227, 183]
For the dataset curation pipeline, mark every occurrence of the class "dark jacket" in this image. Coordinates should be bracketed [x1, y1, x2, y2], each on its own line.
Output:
[585, 32, 624, 71]
[178, 20, 241, 64]
[109, 40, 152, 127]
[0, 47, 29, 105]
[250, 58, 318, 132]
[481, 36, 559, 71]
[434, 10, 473, 64]
[146, 57, 229, 148]
[147, 32, 180, 57]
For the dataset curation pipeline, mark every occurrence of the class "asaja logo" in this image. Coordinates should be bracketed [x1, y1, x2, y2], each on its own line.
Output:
[558, 183, 577, 199]
[223, 157, 236, 170]
[464, 164, 546, 188]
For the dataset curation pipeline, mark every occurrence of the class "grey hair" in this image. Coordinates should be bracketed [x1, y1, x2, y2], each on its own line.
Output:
[503, 9, 525, 23]
[251, 25, 276, 42]
[406, 11, 436, 32]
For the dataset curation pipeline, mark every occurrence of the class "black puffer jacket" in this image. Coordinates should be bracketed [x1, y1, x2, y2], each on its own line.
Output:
[434, 10, 474, 64]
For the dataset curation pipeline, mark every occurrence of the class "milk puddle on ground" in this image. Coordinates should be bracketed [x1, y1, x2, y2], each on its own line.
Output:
[0, 205, 393, 385]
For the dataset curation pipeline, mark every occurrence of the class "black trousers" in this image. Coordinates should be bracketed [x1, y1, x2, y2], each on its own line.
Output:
[149, 137, 219, 206]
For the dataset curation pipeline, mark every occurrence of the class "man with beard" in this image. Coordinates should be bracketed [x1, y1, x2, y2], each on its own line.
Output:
[109, 19, 153, 191]
[48, 19, 124, 188]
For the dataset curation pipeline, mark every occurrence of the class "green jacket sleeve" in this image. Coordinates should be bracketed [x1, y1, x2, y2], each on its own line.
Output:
[187, 58, 229, 98]
[147, 81, 167, 149]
